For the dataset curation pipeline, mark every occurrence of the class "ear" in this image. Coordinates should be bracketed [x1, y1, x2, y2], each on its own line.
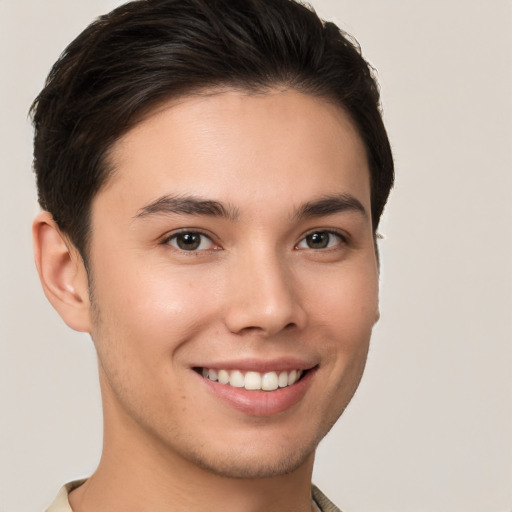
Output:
[373, 233, 381, 325]
[33, 212, 92, 332]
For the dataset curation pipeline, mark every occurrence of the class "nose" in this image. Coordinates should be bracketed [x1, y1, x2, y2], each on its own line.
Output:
[223, 249, 307, 336]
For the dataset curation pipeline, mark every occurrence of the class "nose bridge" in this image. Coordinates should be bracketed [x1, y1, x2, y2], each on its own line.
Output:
[223, 244, 305, 335]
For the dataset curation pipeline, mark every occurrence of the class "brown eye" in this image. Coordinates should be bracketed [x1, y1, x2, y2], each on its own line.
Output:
[297, 231, 343, 250]
[167, 232, 214, 251]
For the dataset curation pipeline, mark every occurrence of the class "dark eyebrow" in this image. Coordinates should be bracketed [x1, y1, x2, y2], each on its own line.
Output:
[294, 194, 367, 220]
[134, 194, 240, 221]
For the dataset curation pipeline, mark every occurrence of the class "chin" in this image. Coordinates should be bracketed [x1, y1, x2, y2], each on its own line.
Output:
[175, 421, 333, 480]
[187, 445, 315, 479]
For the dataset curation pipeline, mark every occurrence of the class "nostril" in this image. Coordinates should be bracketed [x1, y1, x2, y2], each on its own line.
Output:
[236, 322, 296, 335]
[237, 325, 266, 335]
[223, 285, 307, 335]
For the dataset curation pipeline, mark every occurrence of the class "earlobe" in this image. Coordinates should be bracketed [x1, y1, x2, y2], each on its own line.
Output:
[32, 212, 92, 333]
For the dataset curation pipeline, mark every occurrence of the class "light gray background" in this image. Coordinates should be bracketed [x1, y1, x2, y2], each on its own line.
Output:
[1, 1, 511, 511]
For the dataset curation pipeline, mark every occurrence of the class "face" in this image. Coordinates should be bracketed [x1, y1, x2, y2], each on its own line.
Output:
[86, 89, 379, 479]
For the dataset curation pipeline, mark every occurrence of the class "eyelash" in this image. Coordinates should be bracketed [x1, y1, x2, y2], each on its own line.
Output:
[162, 230, 218, 252]
[296, 230, 348, 250]
[162, 229, 348, 252]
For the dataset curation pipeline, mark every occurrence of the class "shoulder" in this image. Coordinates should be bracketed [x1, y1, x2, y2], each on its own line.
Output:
[312, 484, 343, 512]
[45, 480, 86, 512]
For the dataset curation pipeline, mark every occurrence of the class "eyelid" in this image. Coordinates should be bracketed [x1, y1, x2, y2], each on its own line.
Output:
[161, 228, 220, 251]
[159, 227, 349, 251]
[295, 229, 349, 250]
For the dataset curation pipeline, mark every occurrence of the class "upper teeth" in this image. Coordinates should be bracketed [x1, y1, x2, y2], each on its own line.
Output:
[201, 368, 303, 391]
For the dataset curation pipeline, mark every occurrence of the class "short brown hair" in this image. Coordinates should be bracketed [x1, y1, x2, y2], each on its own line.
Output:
[31, 0, 394, 260]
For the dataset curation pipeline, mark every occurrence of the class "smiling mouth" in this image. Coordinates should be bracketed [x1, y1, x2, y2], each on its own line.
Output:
[197, 368, 306, 391]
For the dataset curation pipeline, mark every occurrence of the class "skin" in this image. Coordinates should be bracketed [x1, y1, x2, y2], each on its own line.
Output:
[34, 88, 379, 512]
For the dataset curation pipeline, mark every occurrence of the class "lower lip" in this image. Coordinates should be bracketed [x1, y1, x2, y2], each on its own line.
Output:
[198, 369, 316, 417]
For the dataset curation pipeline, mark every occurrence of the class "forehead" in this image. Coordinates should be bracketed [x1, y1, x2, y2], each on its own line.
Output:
[99, 88, 370, 218]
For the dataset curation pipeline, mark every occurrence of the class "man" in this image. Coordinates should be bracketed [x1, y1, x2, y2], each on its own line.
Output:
[31, 0, 393, 510]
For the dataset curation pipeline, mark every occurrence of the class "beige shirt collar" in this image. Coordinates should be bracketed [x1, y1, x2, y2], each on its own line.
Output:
[45, 480, 85, 512]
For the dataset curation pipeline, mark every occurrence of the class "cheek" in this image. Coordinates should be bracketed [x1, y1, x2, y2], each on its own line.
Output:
[90, 261, 221, 363]
[305, 262, 379, 333]
[301, 259, 378, 386]
[89, 267, 211, 413]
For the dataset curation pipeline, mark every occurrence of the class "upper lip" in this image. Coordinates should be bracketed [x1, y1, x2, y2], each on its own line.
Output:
[192, 357, 318, 373]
